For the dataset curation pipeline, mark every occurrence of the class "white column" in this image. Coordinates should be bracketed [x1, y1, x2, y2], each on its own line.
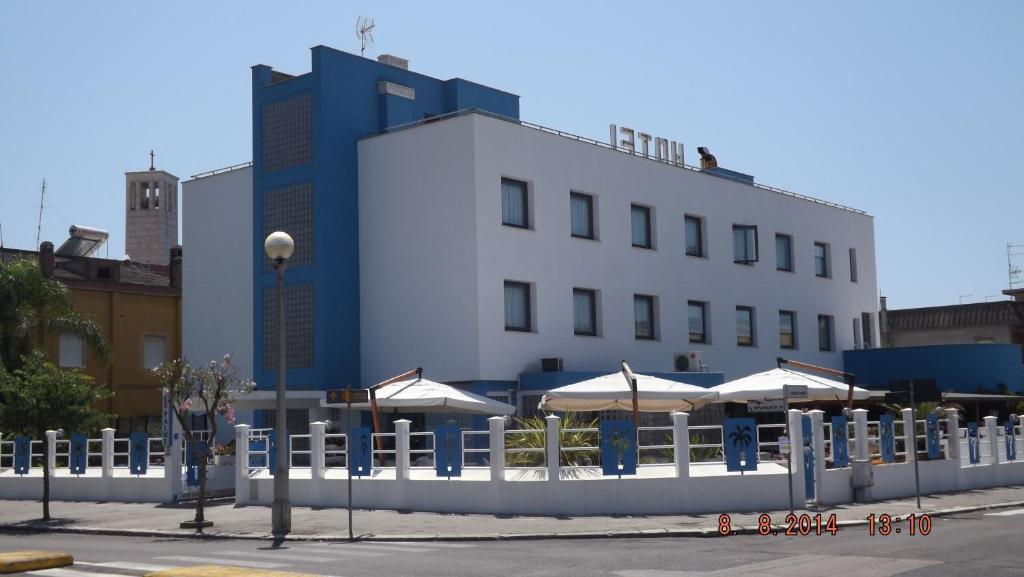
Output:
[164, 416, 182, 502]
[45, 430, 57, 473]
[945, 409, 961, 462]
[984, 416, 999, 465]
[394, 419, 411, 482]
[901, 408, 916, 465]
[310, 421, 326, 480]
[488, 416, 506, 482]
[672, 412, 690, 479]
[234, 424, 250, 504]
[786, 409, 806, 505]
[545, 414, 560, 482]
[808, 410, 826, 503]
[852, 409, 870, 461]
[101, 428, 115, 478]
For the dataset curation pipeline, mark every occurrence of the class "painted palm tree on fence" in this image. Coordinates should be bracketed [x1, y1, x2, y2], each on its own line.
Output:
[729, 424, 753, 467]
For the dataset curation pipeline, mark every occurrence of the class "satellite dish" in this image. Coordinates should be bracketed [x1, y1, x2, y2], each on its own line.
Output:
[356, 16, 375, 57]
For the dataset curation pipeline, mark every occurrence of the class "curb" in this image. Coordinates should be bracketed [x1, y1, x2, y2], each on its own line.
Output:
[0, 550, 74, 574]
[2, 500, 1023, 542]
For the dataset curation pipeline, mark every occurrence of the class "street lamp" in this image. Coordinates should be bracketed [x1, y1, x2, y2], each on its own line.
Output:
[265, 231, 294, 538]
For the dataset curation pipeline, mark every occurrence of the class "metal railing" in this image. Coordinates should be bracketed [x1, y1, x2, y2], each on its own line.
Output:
[504, 428, 546, 467]
[324, 433, 347, 468]
[638, 426, 674, 464]
[409, 432, 435, 467]
[756, 424, 786, 462]
[247, 428, 273, 470]
[689, 425, 724, 463]
[372, 432, 396, 467]
[289, 434, 311, 468]
[373, 108, 869, 216]
[461, 430, 489, 467]
[189, 161, 253, 180]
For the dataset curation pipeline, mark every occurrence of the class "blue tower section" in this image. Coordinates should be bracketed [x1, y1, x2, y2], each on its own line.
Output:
[252, 46, 519, 392]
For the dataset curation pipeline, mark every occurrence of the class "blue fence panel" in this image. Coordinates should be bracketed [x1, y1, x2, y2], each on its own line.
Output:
[830, 415, 849, 468]
[724, 418, 757, 472]
[1006, 423, 1017, 461]
[434, 424, 463, 478]
[925, 414, 941, 460]
[967, 422, 981, 464]
[186, 441, 208, 487]
[599, 420, 637, 476]
[14, 436, 30, 475]
[349, 427, 372, 477]
[69, 433, 87, 474]
[129, 432, 148, 475]
[802, 415, 815, 500]
[879, 415, 896, 464]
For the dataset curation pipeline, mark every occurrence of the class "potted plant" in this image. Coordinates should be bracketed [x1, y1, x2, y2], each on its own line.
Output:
[213, 441, 236, 466]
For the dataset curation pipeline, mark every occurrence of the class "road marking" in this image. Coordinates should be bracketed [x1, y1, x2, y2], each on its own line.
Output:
[155, 556, 288, 569]
[214, 549, 383, 561]
[985, 508, 1024, 516]
[32, 569, 129, 577]
[77, 560, 177, 572]
[287, 543, 432, 554]
[616, 554, 943, 576]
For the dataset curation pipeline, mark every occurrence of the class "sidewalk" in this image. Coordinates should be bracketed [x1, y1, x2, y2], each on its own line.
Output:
[1, 485, 1022, 541]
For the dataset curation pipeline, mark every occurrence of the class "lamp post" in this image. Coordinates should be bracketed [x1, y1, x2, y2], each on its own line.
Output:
[265, 231, 294, 538]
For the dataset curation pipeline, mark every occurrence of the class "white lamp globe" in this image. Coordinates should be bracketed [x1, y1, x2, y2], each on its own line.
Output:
[264, 231, 295, 261]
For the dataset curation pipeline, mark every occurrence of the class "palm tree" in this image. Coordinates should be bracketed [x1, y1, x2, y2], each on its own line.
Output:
[729, 425, 753, 451]
[0, 257, 110, 372]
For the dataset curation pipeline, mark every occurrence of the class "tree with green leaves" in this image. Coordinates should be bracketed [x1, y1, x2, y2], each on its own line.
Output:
[0, 350, 111, 520]
[0, 257, 110, 372]
[154, 355, 253, 529]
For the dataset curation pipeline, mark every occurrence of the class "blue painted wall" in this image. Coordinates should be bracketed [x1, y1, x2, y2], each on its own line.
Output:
[252, 46, 519, 392]
[844, 344, 1024, 394]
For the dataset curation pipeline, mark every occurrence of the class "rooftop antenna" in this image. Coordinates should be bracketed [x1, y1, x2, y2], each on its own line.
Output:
[356, 16, 375, 57]
[35, 178, 47, 249]
[1008, 242, 1024, 288]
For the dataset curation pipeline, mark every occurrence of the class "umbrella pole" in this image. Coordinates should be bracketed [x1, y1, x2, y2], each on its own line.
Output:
[620, 361, 641, 427]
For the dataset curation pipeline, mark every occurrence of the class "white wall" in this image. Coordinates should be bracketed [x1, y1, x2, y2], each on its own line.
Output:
[182, 166, 253, 378]
[360, 113, 878, 383]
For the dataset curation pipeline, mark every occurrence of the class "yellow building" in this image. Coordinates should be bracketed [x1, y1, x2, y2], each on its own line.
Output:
[1, 243, 182, 434]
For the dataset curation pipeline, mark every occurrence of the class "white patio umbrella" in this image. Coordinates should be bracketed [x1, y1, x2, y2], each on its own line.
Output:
[323, 376, 516, 416]
[709, 368, 872, 403]
[539, 372, 719, 412]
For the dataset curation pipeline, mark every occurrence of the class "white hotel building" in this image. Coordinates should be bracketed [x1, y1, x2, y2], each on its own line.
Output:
[183, 48, 877, 421]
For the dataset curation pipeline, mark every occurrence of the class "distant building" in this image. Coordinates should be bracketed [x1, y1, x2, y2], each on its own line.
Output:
[879, 296, 1024, 353]
[125, 158, 179, 265]
[0, 242, 182, 433]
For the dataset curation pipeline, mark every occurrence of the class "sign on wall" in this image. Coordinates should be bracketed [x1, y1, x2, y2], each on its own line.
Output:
[1005, 422, 1017, 462]
[967, 422, 981, 464]
[830, 415, 849, 468]
[925, 414, 941, 460]
[129, 432, 148, 475]
[879, 414, 896, 464]
[69, 433, 88, 475]
[747, 400, 785, 413]
[434, 423, 462, 478]
[600, 420, 637, 477]
[608, 124, 685, 166]
[14, 436, 30, 475]
[724, 418, 758, 472]
[348, 427, 372, 478]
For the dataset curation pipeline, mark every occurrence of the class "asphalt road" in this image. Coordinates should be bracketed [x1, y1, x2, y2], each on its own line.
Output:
[1, 507, 1021, 576]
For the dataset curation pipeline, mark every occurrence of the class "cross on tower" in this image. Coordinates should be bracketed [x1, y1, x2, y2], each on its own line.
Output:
[149, 150, 155, 171]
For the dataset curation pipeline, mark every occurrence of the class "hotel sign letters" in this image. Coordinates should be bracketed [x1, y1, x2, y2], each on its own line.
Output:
[609, 124, 685, 167]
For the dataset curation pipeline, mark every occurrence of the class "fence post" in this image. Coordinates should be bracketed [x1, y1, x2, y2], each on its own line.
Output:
[852, 409, 869, 461]
[808, 410, 826, 502]
[945, 409, 961, 462]
[310, 421, 326, 480]
[672, 411, 690, 479]
[164, 416, 182, 502]
[394, 419, 411, 482]
[101, 428, 115, 478]
[234, 424, 250, 504]
[786, 409, 806, 505]
[901, 408, 916, 465]
[45, 430, 57, 473]
[984, 415, 999, 465]
[545, 414, 560, 482]
[488, 416, 505, 482]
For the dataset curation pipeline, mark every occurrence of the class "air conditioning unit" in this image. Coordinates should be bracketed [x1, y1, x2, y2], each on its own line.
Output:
[674, 352, 705, 372]
[541, 357, 564, 372]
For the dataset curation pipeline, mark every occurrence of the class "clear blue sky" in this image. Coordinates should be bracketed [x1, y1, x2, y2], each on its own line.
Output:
[1, 0, 1021, 309]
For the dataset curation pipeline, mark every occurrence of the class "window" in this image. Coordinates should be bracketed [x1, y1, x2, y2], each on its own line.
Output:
[631, 204, 653, 248]
[862, 312, 873, 348]
[853, 318, 863, 350]
[775, 234, 793, 271]
[818, 315, 834, 351]
[733, 225, 758, 264]
[570, 192, 595, 239]
[849, 248, 858, 282]
[58, 333, 85, 368]
[814, 242, 830, 277]
[688, 301, 708, 343]
[685, 215, 705, 257]
[143, 335, 167, 370]
[573, 288, 598, 336]
[779, 310, 796, 349]
[634, 294, 656, 340]
[501, 178, 529, 228]
[736, 306, 755, 347]
[504, 281, 531, 331]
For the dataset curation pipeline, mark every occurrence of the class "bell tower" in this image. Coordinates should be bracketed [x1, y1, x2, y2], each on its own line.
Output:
[125, 151, 178, 265]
